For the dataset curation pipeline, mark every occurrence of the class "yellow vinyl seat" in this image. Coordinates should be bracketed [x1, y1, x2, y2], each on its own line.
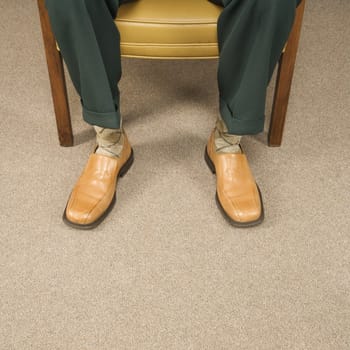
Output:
[116, 0, 222, 59]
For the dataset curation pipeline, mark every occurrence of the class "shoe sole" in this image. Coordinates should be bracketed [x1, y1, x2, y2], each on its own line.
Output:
[62, 148, 134, 230]
[204, 147, 264, 228]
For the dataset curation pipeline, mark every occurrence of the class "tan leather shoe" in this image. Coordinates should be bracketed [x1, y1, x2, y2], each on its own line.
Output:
[63, 133, 133, 229]
[205, 130, 264, 227]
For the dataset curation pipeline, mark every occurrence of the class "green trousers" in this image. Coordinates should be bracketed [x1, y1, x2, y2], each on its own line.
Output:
[45, 0, 297, 135]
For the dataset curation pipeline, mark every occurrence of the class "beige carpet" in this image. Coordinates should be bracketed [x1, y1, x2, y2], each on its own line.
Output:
[1, 1, 349, 349]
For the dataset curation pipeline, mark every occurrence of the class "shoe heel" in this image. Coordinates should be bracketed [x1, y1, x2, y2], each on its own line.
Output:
[119, 149, 134, 178]
[204, 147, 216, 174]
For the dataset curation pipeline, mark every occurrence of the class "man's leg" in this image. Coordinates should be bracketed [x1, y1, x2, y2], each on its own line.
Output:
[45, 0, 122, 128]
[217, 0, 297, 134]
[206, 0, 297, 226]
[45, 0, 133, 229]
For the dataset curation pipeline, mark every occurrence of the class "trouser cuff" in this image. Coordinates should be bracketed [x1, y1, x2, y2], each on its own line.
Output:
[82, 104, 121, 129]
[219, 97, 264, 135]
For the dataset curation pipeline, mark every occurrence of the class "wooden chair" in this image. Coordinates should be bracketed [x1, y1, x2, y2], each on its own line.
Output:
[37, 0, 306, 147]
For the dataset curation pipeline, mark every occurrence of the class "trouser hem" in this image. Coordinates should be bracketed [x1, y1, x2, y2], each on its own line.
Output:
[82, 105, 121, 129]
[219, 98, 264, 135]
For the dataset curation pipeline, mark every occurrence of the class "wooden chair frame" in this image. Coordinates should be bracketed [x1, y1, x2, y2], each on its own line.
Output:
[37, 0, 306, 147]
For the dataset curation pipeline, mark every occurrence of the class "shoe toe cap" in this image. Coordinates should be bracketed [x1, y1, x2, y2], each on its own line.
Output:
[218, 190, 262, 224]
[65, 192, 100, 225]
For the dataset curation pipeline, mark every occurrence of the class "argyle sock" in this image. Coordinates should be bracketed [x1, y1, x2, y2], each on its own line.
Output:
[93, 125, 124, 158]
[214, 117, 242, 154]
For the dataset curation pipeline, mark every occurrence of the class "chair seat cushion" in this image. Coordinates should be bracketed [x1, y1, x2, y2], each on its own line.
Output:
[115, 0, 222, 58]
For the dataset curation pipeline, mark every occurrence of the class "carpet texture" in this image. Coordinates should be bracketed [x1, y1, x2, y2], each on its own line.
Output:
[0, 0, 349, 349]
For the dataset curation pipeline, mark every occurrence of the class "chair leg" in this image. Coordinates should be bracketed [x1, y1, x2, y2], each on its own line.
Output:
[37, 0, 73, 147]
[268, 0, 306, 147]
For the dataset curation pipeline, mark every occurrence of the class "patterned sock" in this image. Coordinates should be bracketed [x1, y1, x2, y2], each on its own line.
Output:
[214, 117, 242, 154]
[93, 126, 124, 158]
